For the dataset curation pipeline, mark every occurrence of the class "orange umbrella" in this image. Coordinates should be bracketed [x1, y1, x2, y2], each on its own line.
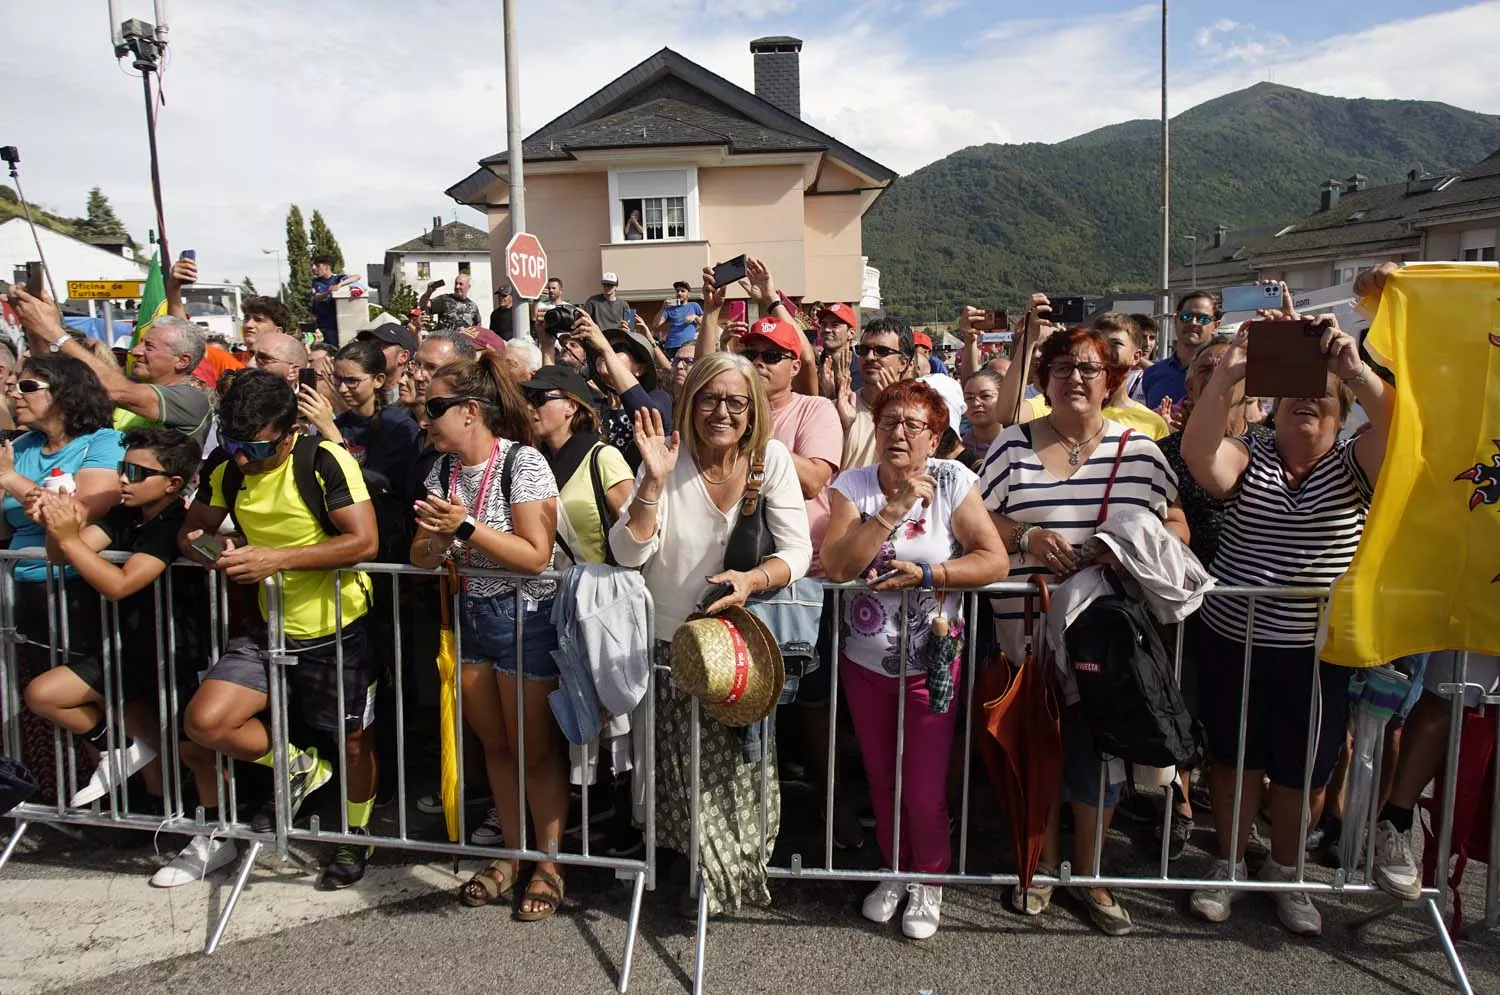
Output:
[974, 578, 1062, 890]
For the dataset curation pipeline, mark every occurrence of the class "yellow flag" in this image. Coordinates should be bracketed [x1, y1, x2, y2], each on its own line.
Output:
[1322, 264, 1500, 667]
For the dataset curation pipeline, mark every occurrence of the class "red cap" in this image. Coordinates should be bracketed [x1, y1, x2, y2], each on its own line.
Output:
[459, 325, 508, 356]
[743, 316, 802, 355]
[817, 302, 856, 327]
[913, 331, 933, 350]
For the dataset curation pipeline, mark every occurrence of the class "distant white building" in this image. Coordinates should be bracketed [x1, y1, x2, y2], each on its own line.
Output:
[0, 217, 146, 306]
[379, 218, 493, 317]
[860, 256, 881, 310]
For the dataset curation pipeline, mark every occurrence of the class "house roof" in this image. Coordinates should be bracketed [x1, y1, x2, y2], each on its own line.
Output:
[386, 221, 489, 254]
[1410, 149, 1500, 223]
[1251, 180, 1429, 264]
[1170, 225, 1282, 285]
[447, 46, 896, 204]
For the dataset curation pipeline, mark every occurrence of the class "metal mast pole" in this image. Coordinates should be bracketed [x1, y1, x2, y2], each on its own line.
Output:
[503, 0, 531, 342]
[1159, 0, 1171, 357]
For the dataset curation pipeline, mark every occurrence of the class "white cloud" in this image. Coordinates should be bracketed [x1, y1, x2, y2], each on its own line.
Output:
[2, 0, 1497, 302]
[1195, 18, 1243, 50]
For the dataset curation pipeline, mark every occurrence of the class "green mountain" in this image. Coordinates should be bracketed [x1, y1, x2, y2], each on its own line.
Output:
[863, 83, 1500, 321]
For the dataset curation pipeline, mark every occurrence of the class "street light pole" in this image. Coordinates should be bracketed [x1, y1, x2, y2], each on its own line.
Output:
[262, 248, 283, 301]
[1183, 234, 1198, 289]
[1158, 0, 1171, 359]
[502, 0, 531, 343]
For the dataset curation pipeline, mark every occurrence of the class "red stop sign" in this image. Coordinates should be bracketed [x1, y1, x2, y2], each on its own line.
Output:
[505, 231, 548, 300]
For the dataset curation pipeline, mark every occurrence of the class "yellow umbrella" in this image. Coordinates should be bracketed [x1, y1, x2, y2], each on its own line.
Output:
[437, 565, 460, 842]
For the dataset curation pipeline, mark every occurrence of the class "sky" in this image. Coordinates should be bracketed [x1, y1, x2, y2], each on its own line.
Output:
[3, 0, 1498, 299]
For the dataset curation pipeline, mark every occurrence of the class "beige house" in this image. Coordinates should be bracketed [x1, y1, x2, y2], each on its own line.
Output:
[445, 37, 895, 314]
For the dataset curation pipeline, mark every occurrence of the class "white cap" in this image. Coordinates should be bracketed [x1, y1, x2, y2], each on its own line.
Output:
[601, 272, 619, 285]
[112, 335, 133, 350]
[918, 373, 966, 436]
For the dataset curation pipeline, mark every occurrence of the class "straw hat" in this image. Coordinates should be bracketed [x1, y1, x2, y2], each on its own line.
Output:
[670, 606, 784, 727]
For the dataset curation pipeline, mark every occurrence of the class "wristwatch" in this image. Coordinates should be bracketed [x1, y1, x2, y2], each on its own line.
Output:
[454, 515, 477, 541]
[48, 335, 65, 353]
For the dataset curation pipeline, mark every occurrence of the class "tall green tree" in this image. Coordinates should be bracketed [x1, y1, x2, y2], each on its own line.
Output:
[308, 210, 345, 273]
[284, 205, 312, 323]
[239, 275, 258, 299]
[383, 281, 419, 320]
[77, 187, 130, 243]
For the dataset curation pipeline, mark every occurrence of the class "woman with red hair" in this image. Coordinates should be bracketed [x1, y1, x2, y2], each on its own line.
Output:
[822, 379, 1009, 940]
[978, 324, 1188, 934]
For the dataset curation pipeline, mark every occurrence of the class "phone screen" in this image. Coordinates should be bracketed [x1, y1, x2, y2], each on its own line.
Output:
[711, 255, 748, 289]
[298, 367, 319, 389]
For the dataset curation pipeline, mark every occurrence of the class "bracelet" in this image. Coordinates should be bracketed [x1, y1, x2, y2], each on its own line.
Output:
[873, 510, 899, 533]
[1012, 522, 1038, 553]
[756, 565, 774, 590]
[1340, 366, 1370, 385]
[634, 494, 660, 507]
[917, 561, 934, 590]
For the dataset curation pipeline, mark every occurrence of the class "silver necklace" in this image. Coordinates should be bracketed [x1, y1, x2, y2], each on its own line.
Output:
[1047, 416, 1105, 466]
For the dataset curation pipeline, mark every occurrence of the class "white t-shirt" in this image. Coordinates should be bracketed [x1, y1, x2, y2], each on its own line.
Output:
[831, 459, 978, 677]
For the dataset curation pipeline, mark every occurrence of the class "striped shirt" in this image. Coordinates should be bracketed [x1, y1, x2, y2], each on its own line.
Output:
[978, 420, 1177, 661]
[1201, 433, 1373, 648]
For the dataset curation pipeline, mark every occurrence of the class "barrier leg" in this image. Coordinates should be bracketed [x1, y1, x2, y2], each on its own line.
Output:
[617, 868, 646, 993]
[205, 839, 263, 955]
[692, 885, 709, 995]
[1425, 896, 1476, 995]
[0, 820, 28, 873]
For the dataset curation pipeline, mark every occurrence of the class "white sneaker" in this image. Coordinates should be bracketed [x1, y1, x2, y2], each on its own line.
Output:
[72, 740, 155, 807]
[901, 883, 942, 940]
[861, 877, 904, 924]
[470, 808, 504, 847]
[1372, 820, 1421, 901]
[150, 835, 237, 888]
[1190, 857, 1246, 923]
[1259, 856, 1322, 937]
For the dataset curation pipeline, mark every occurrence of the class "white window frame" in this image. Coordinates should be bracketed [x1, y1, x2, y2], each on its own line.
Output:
[1332, 258, 1376, 287]
[1459, 227, 1497, 262]
[608, 167, 699, 243]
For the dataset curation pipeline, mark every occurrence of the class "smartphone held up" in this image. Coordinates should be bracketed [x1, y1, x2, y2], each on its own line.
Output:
[1243, 318, 1328, 397]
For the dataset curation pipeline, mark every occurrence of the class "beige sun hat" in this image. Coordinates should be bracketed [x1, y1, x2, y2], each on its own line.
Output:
[669, 606, 784, 727]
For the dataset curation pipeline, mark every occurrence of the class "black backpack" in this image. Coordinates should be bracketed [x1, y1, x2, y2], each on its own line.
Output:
[1065, 589, 1199, 769]
[219, 434, 412, 563]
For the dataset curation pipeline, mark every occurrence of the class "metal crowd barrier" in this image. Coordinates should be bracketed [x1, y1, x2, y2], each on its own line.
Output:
[678, 581, 1488, 995]
[0, 551, 654, 993]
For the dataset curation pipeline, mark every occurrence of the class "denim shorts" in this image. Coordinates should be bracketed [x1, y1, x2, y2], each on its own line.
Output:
[459, 593, 559, 681]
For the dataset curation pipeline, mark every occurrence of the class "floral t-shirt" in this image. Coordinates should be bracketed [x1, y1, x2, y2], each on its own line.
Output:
[830, 458, 977, 677]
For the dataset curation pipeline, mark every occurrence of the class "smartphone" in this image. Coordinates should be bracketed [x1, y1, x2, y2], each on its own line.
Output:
[298, 367, 319, 389]
[870, 568, 903, 586]
[623, 307, 637, 329]
[189, 534, 226, 563]
[1221, 282, 1283, 314]
[1043, 296, 1085, 324]
[24, 261, 43, 297]
[711, 255, 748, 289]
[975, 308, 1009, 332]
[430, 278, 446, 289]
[1245, 319, 1328, 397]
[0, 428, 27, 442]
[724, 300, 747, 324]
[980, 331, 1014, 345]
[180, 249, 196, 261]
[697, 581, 735, 612]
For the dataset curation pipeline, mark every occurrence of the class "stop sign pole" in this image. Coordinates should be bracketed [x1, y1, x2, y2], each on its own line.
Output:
[503, 0, 529, 342]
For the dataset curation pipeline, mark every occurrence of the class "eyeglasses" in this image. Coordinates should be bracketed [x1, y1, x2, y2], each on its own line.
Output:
[252, 351, 290, 368]
[1176, 311, 1216, 326]
[333, 374, 372, 388]
[693, 393, 751, 416]
[424, 395, 485, 420]
[963, 391, 999, 404]
[876, 416, 930, 436]
[855, 344, 903, 360]
[739, 348, 792, 365]
[524, 389, 567, 408]
[118, 461, 170, 483]
[671, 356, 695, 369]
[13, 379, 50, 394]
[1048, 362, 1106, 381]
[223, 430, 289, 462]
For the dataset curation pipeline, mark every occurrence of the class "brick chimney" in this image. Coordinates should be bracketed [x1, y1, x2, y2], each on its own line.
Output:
[1320, 180, 1341, 212]
[431, 216, 445, 248]
[750, 36, 803, 119]
[1343, 173, 1368, 194]
[1213, 224, 1229, 249]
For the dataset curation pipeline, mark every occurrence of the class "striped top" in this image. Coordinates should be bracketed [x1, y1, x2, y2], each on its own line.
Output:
[1201, 433, 1373, 648]
[978, 420, 1177, 661]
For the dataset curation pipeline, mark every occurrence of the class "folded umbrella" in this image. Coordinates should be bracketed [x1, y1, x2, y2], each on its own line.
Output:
[437, 565, 461, 843]
[975, 578, 1062, 890]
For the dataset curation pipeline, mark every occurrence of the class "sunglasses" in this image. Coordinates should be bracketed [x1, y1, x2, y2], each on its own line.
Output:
[671, 356, 695, 369]
[739, 348, 792, 365]
[424, 395, 485, 420]
[855, 344, 903, 359]
[223, 430, 288, 462]
[1176, 312, 1216, 326]
[524, 389, 567, 408]
[13, 379, 50, 394]
[118, 461, 170, 483]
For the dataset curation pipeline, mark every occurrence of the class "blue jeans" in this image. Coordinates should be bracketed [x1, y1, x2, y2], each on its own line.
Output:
[460, 594, 559, 681]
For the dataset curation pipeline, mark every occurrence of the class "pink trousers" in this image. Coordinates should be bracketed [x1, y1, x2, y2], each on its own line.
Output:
[840, 656, 960, 876]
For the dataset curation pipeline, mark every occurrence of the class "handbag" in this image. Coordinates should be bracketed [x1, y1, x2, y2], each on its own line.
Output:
[723, 447, 775, 573]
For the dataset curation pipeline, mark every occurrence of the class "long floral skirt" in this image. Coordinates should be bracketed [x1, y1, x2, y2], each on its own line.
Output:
[653, 642, 780, 915]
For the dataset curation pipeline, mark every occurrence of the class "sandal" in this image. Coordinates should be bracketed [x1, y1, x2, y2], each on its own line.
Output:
[459, 859, 518, 907]
[516, 869, 565, 922]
